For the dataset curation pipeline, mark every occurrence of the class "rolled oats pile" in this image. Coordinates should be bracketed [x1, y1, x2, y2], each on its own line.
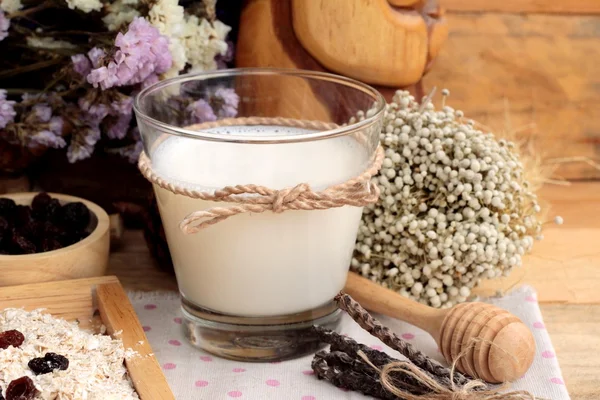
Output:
[0, 308, 139, 400]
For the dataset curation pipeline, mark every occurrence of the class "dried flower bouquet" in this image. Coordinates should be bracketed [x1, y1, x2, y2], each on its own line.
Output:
[0, 0, 235, 170]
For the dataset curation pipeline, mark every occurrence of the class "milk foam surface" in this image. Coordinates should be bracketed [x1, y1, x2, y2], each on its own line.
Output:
[152, 125, 369, 316]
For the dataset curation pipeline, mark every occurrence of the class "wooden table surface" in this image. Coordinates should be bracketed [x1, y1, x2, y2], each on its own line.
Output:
[108, 182, 600, 400]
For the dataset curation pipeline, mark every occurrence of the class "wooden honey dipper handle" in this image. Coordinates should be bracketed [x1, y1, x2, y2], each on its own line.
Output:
[344, 271, 536, 383]
[344, 270, 446, 335]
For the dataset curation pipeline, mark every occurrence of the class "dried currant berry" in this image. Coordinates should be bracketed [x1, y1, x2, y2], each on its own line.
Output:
[43, 221, 61, 236]
[28, 352, 69, 375]
[41, 238, 62, 252]
[59, 202, 90, 232]
[31, 192, 51, 214]
[45, 353, 69, 370]
[45, 199, 62, 222]
[0, 330, 25, 349]
[5, 376, 37, 400]
[10, 233, 36, 255]
[0, 198, 16, 218]
[0, 217, 8, 241]
[13, 206, 32, 227]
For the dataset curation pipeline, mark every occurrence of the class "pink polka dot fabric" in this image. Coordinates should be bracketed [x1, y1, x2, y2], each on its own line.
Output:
[130, 286, 569, 400]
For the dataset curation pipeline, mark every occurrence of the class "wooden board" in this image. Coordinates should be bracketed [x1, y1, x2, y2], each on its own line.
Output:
[0, 276, 175, 400]
[423, 12, 600, 180]
[441, 0, 600, 14]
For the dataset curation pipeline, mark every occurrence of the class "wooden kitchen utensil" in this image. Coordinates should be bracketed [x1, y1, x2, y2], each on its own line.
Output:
[344, 272, 536, 383]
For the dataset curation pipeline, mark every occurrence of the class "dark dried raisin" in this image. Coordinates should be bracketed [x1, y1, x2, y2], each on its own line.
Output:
[41, 238, 62, 252]
[0, 198, 16, 217]
[0, 387, 4, 400]
[31, 192, 51, 214]
[5, 376, 37, 400]
[0, 330, 24, 349]
[45, 199, 62, 222]
[28, 353, 69, 375]
[0, 217, 8, 243]
[42, 221, 61, 236]
[45, 353, 69, 370]
[58, 202, 90, 232]
[12, 206, 32, 227]
[0, 217, 8, 235]
[10, 233, 36, 255]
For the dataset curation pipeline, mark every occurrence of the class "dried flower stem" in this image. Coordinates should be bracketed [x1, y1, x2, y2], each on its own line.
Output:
[312, 351, 405, 400]
[312, 326, 431, 394]
[335, 292, 471, 387]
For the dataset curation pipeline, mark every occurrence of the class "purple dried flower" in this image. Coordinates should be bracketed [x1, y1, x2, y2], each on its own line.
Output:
[130, 126, 140, 141]
[106, 113, 132, 140]
[214, 88, 239, 118]
[29, 130, 67, 149]
[67, 126, 101, 163]
[215, 41, 234, 69]
[0, 11, 9, 42]
[71, 54, 92, 77]
[87, 47, 106, 68]
[79, 97, 109, 125]
[32, 104, 52, 123]
[187, 99, 216, 124]
[0, 89, 16, 129]
[115, 140, 143, 164]
[49, 116, 63, 134]
[110, 96, 133, 116]
[141, 74, 159, 89]
[87, 18, 171, 90]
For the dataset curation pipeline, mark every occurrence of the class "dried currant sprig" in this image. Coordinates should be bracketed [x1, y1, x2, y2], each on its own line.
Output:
[28, 352, 69, 375]
[5, 376, 37, 400]
[0, 330, 25, 350]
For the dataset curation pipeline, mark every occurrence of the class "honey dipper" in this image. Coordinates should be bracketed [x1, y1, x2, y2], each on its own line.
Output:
[343, 272, 536, 383]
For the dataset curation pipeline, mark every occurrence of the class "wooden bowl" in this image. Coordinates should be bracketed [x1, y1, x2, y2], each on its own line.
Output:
[0, 192, 110, 287]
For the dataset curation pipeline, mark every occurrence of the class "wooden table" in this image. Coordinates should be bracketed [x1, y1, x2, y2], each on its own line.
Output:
[108, 182, 600, 400]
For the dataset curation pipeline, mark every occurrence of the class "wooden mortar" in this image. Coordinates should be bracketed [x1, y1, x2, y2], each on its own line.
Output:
[344, 271, 536, 383]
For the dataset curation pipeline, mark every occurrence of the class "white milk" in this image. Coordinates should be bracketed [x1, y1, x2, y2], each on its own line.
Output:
[152, 126, 370, 317]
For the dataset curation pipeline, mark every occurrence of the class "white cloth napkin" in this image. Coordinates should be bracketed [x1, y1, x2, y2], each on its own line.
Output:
[129, 286, 569, 400]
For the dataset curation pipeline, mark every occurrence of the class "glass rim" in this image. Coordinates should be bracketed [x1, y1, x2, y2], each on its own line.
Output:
[133, 67, 386, 144]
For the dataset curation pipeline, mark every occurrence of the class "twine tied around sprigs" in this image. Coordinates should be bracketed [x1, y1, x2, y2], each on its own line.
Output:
[138, 118, 384, 234]
[358, 350, 538, 400]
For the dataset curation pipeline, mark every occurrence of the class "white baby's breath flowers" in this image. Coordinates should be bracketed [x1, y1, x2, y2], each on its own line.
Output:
[1, 0, 22, 13]
[148, 0, 230, 79]
[184, 17, 230, 72]
[148, 0, 188, 79]
[65, 0, 102, 13]
[102, 0, 140, 31]
[351, 90, 543, 308]
[26, 37, 77, 49]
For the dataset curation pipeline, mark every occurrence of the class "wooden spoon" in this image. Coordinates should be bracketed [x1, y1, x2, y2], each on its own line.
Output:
[343, 272, 536, 383]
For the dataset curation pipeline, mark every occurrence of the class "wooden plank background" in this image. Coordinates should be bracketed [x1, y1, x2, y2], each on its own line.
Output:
[442, 0, 600, 14]
[424, 9, 600, 180]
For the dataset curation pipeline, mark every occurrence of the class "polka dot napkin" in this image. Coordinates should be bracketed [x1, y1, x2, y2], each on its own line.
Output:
[129, 286, 570, 400]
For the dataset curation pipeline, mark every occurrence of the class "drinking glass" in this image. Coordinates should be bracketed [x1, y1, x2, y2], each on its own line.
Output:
[134, 68, 384, 361]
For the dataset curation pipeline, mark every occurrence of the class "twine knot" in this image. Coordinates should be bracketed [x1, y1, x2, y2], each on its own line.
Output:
[137, 118, 385, 234]
[272, 183, 310, 213]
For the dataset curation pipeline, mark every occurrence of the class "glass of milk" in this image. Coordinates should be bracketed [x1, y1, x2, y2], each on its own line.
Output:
[134, 68, 384, 361]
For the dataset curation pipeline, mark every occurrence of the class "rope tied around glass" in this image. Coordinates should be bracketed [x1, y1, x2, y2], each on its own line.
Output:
[137, 117, 384, 234]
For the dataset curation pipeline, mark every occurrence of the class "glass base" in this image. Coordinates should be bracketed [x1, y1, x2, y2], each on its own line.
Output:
[181, 298, 341, 362]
